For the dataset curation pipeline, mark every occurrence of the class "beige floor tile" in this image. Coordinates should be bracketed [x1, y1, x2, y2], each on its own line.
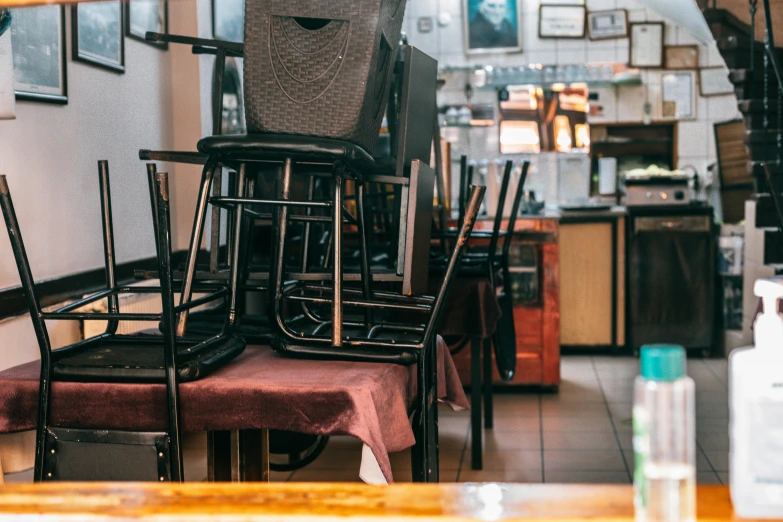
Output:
[545, 471, 630, 484]
[542, 416, 615, 432]
[541, 401, 610, 418]
[459, 469, 543, 483]
[542, 430, 620, 451]
[481, 450, 542, 472]
[472, 430, 542, 451]
[544, 450, 627, 471]
[492, 415, 542, 432]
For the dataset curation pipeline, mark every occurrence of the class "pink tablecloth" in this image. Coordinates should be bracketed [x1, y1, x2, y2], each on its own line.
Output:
[0, 336, 467, 483]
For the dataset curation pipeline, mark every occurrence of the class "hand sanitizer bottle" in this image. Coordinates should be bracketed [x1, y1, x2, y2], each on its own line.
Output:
[634, 345, 696, 522]
[730, 278, 783, 518]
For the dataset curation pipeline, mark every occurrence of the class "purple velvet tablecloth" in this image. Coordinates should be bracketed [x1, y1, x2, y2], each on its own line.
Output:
[0, 336, 467, 483]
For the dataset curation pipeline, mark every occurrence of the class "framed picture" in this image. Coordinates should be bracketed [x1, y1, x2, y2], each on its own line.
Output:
[539, 5, 586, 39]
[629, 22, 664, 68]
[587, 9, 627, 40]
[665, 45, 699, 70]
[661, 71, 696, 120]
[126, 0, 167, 49]
[10, 5, 67, 103]
[212, 0, 244, 42]
[463, 0, 522, 55]
[72, 1, 125, 73]
[700, 66, 734, 97]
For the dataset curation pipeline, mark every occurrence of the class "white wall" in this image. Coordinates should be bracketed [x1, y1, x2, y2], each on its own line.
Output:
[406, 0, 742, 189]
[0, 6, 202, 368]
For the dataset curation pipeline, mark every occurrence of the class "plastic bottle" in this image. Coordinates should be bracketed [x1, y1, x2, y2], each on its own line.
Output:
[730, 278, 783, 518]
[634, 345, 696, 522]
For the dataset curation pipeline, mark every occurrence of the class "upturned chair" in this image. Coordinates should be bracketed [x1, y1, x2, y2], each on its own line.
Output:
[0, 165, 244, 482]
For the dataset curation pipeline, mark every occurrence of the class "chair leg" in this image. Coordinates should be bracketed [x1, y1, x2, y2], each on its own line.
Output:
[355, 181, 373, 328]
[231, 429, 270, 482]
[207, 430, 232, 481]
[225, 164, 246, 328]
[470, 336, 482, 470]
[483, 337, 494, 429]
[425, 337, 439, 482]
[270, 159, 293, 332]
[411, 347, 428, 482]
[176, 161, 218, 337]
[331, 167, 344, 347]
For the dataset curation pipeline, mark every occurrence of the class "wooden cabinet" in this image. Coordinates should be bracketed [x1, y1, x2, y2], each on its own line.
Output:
[559, 213, 625, 350]
[451, 216, 561, 388]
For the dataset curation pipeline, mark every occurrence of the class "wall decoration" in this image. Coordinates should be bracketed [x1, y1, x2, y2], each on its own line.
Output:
[10, 5, 67, 104]
[539, 5, 586, 39]
[586, 9, 627, 40]
[699, 66, 734, 96]
[417, 16, 434, 34]
[661, 71, 696, 120]
[213, 0, 244, 42]
[664, 45, 698, 70]
[73, 1, 125, 73]
[629, 22, 664, 68]
[463, 0, 522, 55]
[126, 0, 167, 48]
[0, 29, 15, 118]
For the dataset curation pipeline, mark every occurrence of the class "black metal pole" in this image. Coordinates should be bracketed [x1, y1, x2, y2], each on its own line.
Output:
[97, 160, 119, 335]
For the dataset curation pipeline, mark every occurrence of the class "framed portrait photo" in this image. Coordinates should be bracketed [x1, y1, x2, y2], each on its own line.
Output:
[10, 5, 67, 104]
[463, 0, 522, 55]
[699, 66, 734, 97]
[126, 0, 167, 49]
[665, 45, 699, 70]
[539, 4, 586, 39]
[661, 71, 696, 120]
[629, 22, 664, 68]
[213, 0, 244, 42]
[72, 1, 125, 73]
[587, 9, 628, 41]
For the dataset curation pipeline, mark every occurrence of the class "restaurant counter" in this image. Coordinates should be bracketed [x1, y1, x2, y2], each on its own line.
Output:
[0, 483, 776, 521]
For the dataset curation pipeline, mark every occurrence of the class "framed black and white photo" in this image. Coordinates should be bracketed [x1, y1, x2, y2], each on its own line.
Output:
[73, 1, 125, 73]
[661, 71, 696, 120]
[213, 0, 244, 42]
[699, 66, 734, 97]
[629, 22, 664, 68]
[587, 9, 627, 40]
[463, 0, 522, 55]
[10, 5, 67, 103]
[539, 5, 586, 39]
[126, 0, 167, 49]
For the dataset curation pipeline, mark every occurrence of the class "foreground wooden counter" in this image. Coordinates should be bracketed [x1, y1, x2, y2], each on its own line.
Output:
[0, 484, 777, 521]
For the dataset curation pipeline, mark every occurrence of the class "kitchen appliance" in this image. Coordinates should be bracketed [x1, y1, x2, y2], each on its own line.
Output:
[624, 174, 692, 206]
[626, 206, 716, 355]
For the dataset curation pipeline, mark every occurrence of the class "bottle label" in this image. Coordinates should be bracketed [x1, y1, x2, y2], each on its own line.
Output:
[749, 398, 783, 485]
[633, 406, 650, 513]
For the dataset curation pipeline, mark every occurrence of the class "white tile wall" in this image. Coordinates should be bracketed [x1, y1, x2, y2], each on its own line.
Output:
[407, 0, 743, 213]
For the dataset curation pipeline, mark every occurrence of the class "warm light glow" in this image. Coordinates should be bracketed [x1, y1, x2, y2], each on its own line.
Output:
[554, 115, 572, 152]
[500, 121, 541, 154]
[575, 124, 590, 149]
[551, 82, 566, 92]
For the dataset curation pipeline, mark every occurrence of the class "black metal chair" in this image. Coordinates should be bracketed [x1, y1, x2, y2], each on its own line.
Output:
[0, 164, 244, 482]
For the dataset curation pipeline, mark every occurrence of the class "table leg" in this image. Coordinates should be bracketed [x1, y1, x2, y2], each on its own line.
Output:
[231, 429, 270, 482]
[207, 430, 232, 482]
[426, 336, 439, 482]
[611, 218, 618, 356]
[470, 337, 483, 470]
[483, 337, 494, 429]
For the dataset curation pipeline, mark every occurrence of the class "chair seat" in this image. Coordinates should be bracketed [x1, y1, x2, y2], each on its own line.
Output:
[197, 134, 376, 172]
[53, 334, 246, 384]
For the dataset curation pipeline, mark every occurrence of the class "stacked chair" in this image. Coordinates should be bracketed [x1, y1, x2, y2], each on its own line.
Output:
[0, 163, 245, 481]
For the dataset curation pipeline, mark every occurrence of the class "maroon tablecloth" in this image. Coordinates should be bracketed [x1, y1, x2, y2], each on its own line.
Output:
[435, 276, 501, 340]
[0, 336, 466, 483]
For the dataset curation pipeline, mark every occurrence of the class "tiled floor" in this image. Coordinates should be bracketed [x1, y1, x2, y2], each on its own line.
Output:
[3, 356, 730, 485]
[280, 355, 730, 484]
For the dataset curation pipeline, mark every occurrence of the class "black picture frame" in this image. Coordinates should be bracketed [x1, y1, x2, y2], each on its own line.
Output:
[72, 1, 125, 73]
[538, 4, 586, 40]
[11, 5, 68, 104]
[125, 0, 168, 49]
[212, 0, 245, 43]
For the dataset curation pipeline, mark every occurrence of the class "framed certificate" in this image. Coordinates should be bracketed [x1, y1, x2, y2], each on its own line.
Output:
[587, 9, 628, 40]
[665, 45, 699, 70]
[539, 5, 586, 39]
[629, 22, 664, 68]
[699, 66, 735, 96]
[661, 71, 696, 120]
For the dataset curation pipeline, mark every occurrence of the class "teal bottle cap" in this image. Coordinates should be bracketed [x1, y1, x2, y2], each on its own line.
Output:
[640, 344, 686, 382]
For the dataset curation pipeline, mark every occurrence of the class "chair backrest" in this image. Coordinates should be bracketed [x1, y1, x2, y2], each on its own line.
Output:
[502, 161, 530, 261]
